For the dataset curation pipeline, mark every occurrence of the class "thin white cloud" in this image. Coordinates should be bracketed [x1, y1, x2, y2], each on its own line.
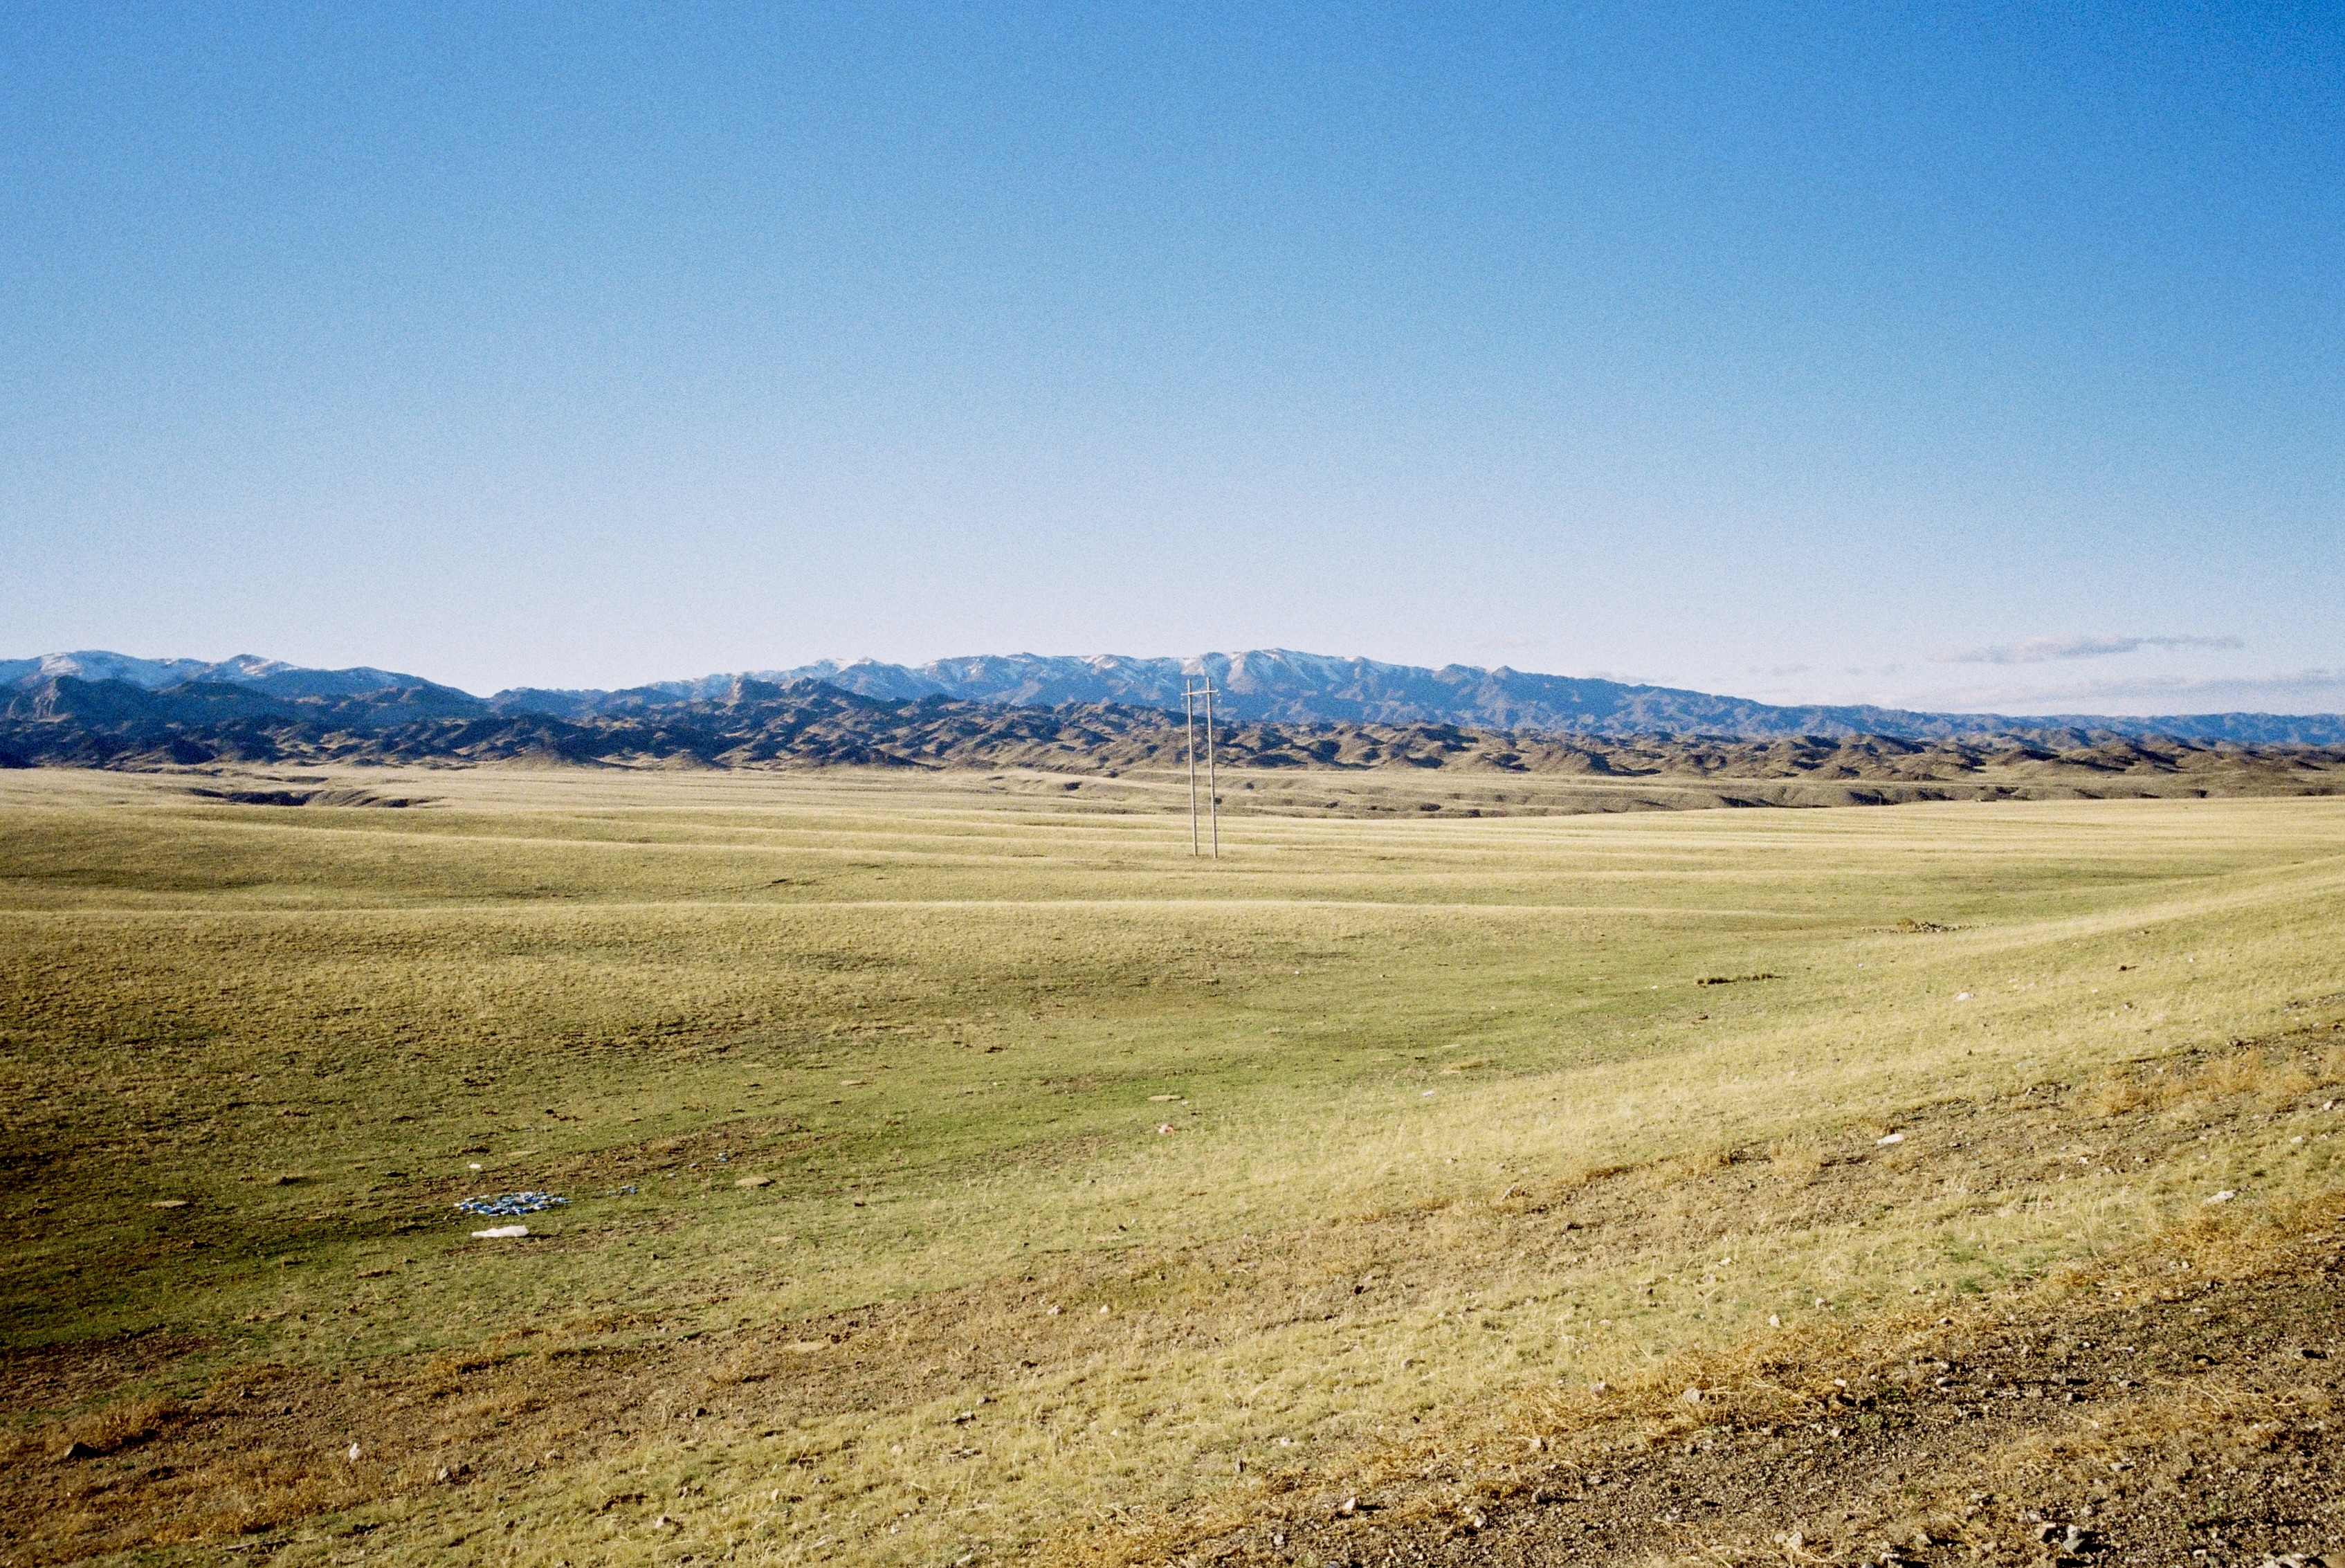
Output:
[1890, 668, 2345, 717]
[1933, 634, 2245, 666]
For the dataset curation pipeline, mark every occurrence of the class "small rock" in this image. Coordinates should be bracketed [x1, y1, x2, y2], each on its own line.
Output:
[1338, 1497, 1358, 1515]
[347, 1441, 361, 1462]
[734, 1176, 772, 1188]
[2207, 1190, 2236, 1204]
[58, 1439, 98, 1461]
[653, 1513, 675, 1529]
[1876, 1131, 1905, 1146]
[1681, 1385, 1704, 1405]
[149, 1198, 190, 1209]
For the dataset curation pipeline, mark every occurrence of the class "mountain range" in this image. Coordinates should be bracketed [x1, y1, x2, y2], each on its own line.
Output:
[6, 647, 2343, 748]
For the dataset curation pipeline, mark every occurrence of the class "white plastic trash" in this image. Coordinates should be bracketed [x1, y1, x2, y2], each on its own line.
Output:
[471, 1224, 529, 1239]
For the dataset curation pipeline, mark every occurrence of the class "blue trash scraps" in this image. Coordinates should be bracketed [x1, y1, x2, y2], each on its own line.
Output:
[601, 1185, 639, 1197]
[455, 1191, 569, 1218]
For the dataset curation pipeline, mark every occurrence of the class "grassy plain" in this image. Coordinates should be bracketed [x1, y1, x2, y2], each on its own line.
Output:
[3, 764, 2344, 1565]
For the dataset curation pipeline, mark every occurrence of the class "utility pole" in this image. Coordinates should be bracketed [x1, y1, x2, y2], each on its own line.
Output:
[1183, 676, 1219, 859]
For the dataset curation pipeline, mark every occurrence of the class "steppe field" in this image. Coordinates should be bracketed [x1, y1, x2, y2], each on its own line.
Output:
[6, 765, 2345, 1568]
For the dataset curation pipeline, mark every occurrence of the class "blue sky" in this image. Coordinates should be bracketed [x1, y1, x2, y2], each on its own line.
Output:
[3, 2, 2339, 712]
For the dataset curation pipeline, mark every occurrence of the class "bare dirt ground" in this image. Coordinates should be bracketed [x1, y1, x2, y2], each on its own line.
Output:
[1159, 1228, 2345, 1568]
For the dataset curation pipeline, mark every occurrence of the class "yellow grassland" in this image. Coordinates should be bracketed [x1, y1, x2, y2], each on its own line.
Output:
[1, 765, 2342, 1565]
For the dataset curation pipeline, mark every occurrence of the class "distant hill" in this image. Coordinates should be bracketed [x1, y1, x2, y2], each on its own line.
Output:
[6, 646, 2344, 747]
[0, 650, 474, 703]
[4, 673, 2340, 812]
[500, 649, 2345, 746]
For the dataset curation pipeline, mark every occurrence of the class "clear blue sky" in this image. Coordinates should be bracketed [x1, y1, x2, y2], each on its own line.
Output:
[3, 3, 2339, 713]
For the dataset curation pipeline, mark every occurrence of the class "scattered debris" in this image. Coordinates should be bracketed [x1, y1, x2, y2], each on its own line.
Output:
[1877, 1131, 1906, 1146]
[2208, 1190, 2238, 1204]
[470, 1225, 529, 1239]
[455, 1191, 569, 1217]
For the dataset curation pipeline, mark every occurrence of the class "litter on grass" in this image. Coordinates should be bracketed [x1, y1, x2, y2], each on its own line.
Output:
[472, 1225, 529, 1239]
[456, 1191, 569, 1218]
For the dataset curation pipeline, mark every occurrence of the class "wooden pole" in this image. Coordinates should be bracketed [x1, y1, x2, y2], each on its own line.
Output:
[1185, 684, 1199, 857]
[1205, 680, 1218, 859]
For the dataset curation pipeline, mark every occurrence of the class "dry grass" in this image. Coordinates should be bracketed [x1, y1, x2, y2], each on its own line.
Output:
[3, 767, 2344, 1565]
